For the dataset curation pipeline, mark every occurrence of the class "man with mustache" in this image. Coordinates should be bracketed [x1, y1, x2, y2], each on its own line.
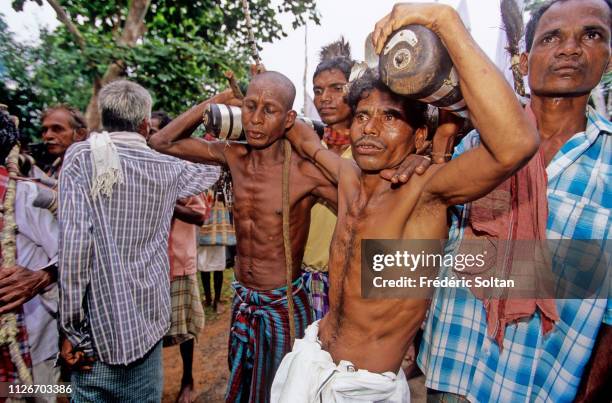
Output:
[41, 105, 88, 177]
[418, 0, 612, 402]
[151, 70, 430, 402]
[149, 71, 337, 403]
[270, 3, 538, 402]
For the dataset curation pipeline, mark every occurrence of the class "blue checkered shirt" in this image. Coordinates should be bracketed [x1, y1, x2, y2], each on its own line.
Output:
[418, 106, 611, 403]
[58, 136, 219, 365]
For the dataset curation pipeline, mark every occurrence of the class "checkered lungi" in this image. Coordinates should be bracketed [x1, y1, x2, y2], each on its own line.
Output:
[301, 268, 330, 321]
[163, 274, 205, 347]
[226, 277, 313, 403]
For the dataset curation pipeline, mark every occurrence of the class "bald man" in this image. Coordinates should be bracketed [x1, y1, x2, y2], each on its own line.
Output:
[149, 72, 338, 403]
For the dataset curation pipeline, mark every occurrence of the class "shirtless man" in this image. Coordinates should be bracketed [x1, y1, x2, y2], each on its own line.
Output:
[271, 4, 539, 402]
[149, 72, 338, 403]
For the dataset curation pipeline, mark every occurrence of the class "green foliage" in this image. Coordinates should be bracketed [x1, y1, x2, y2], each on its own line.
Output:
[1, 0, 320, 140]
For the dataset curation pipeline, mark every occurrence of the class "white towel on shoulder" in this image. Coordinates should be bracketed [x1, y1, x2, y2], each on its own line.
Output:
[88, 131, 149, 200]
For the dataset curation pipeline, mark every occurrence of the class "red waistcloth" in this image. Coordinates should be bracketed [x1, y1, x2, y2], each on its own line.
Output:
[456, 105, 559, 347]
[322, 127, 350, 146]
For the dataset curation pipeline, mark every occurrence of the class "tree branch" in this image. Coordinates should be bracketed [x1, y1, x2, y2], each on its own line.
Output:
[119, 0, 151, 46]
[45, 0, 86, 51]
[84, 0, 152, 129]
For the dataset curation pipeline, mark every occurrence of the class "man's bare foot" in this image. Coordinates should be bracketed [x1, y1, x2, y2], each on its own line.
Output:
[212, 301, 220, 314]
[176, 381, 194, 403]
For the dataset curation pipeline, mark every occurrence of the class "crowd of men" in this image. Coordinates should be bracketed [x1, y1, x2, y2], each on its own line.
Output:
[0, 0, 610, 402]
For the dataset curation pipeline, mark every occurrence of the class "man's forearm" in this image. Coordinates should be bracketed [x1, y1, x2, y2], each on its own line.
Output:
[149, 100, 209, 151]
[173, 204, 205, 226]
[436, 9, 537, 167]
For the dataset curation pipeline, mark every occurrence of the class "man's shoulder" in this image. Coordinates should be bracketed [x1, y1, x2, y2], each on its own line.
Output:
[65, 140, 91, 156]
[62, 141, 91, 167]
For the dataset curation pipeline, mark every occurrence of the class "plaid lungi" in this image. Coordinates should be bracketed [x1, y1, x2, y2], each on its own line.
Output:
[301, 268, 330, 321]
[163, 274, 205, 347]
[226, 277, 313, 403]
[0, 310, 32, 384]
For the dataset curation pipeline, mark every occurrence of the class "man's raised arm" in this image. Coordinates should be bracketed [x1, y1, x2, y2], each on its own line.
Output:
[373, 3, 539, 206]
[148, 90, 240, 165]
[286, 120, 347, 185]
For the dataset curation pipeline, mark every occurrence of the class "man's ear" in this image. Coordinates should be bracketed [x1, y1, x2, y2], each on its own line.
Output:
[414, 126, 428, 153]
[74, 128, 88, 142]
[284, 110, 297, 130]
[519, 52, 529, 76]
[138, 118, 151, 139]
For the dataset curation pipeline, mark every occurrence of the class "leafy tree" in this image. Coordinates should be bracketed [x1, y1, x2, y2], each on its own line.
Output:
[1, 0, 320, 138]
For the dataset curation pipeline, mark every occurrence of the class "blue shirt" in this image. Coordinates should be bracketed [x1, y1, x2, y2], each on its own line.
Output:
[418, 106, 611, 402]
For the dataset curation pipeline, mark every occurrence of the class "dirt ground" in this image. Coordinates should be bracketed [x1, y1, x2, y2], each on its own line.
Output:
[162, 270, 235, 403]
[161, 269, 427, 403]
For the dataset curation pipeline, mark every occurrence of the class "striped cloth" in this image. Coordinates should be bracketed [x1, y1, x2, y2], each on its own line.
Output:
[301, 269, 330, 320]
[418, 106, 611, 403]
[226, 277, 313, 403]
[58, 133, 219, 365]
[163, 274, 205, 347]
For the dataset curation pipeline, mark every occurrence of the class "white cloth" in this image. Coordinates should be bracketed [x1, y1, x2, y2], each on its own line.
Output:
[197, 245, 226, 272]
[271, 321, 410, 403]
[89, 131, 123, 199]
[15, 181, 59, 365]
[88, 131, 149, 199]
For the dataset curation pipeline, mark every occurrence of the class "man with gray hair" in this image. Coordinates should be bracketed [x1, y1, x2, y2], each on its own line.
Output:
[57, 79, 219, 401]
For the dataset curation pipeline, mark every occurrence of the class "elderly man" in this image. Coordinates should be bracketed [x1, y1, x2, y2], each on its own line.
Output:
[58, 80, 219, 401]
[1, 111, 59, 393]
[418, 0, 612, 402]
[1, 110, 60, 402]
[41, 105, 88, 177]
[150, 71, 337, 403]
[271, 2, 538, 401]
[150, 70, 429, 403]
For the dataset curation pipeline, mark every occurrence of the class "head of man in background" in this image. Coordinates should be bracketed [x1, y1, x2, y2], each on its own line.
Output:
[313, 37, 355, 155]
[149, 110, 172, 138]
[522, 0, 611, 107]
[41, 105, 88, 157]
[99, 79, 152, 138]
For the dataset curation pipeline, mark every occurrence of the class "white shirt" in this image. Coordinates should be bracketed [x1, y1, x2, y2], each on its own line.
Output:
[15, 181, 59, 365]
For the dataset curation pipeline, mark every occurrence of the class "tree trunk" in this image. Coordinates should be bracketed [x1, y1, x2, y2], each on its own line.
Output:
[85, 0, 151, 130]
